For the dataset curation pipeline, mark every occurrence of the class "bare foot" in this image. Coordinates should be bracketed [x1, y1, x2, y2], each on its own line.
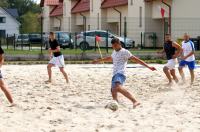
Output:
[133, 102, 141, 108]
[174, 79, 179, 83]
[165, 82, 173, 86]
[45, 80, 52, 84]
[9, 103, 17, 107]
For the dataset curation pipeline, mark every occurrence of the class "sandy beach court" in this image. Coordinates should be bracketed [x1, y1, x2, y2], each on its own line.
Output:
[0, 64, 200, 132]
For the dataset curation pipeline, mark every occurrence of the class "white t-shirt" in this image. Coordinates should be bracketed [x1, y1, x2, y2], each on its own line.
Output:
[182, 40, 195, 62]
[111, 48, 133, 75]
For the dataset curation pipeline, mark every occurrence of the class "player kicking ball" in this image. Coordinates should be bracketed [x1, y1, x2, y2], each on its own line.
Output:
[46, 32, 69, 83]
[92, 38, 156, 108]
[0, 46, 14, 106]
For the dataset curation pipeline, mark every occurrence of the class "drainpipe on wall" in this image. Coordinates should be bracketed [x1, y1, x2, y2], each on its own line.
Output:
[80, 13, 86, 42]
[113, 7, 122, 36]
[162, 0, 171, 34]
[80, 13, 86, 32]
[55, 17, 62, 31]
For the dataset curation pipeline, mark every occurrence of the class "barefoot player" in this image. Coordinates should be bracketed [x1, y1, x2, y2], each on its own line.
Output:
[158, 34, 182, 85]
[92, 38, 156, 108]
[0, 46, 14, 106]
[46, 32, 69, 83]
[178, 33, 196, 85]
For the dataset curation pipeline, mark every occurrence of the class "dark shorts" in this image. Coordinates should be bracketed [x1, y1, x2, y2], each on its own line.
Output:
[111, 73, 126, 89]
[0, 70, 3, 79]
[179, 60, 195, 70]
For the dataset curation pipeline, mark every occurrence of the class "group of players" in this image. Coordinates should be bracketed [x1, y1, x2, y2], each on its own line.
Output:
[0, 32, 196, 108]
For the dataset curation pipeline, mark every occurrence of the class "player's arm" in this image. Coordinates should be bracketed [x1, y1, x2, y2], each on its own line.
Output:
[92, 56, 112, 64]
[182, 43, 195, 60]
[172, 42, 183, 58]
[129, 56, 156, 71]
[0, 54, 4, 68]
[183, 51, 195, 60]
[50, 46, 60, 53]
[157, 47, 165, 54]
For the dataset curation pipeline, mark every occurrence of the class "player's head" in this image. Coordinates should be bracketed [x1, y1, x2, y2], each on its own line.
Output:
[111, 38, 121, 51]
[49, 32, 55, 40]
[183, 33, 190, 41]
[165, 34, 171, 42]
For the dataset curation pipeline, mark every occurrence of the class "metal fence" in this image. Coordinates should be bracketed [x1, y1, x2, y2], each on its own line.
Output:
[1, 17, 200, 55]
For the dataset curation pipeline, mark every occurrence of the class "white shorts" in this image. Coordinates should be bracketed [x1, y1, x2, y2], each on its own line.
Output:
[165, 59, 177, 70]
[49, 55, 65, 68]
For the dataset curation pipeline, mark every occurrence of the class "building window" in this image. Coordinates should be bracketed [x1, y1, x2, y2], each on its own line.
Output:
[139, 6, 142, 27]
[131, 0, 133, 5]
[0, 17, 6, 23]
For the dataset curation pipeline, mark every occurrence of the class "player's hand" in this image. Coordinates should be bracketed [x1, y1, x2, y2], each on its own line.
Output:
[172, 55, 177, 59]
[181, 56, 186, 60]
[92, 59, 99, 64]
[49, 56, 52, 60]
[149, 66, 156, 71]
[48, 48, 52, 53]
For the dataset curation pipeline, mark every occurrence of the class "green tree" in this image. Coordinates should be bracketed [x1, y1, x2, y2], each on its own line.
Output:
[20, 12, 41, 33]
[0, 0, 8, 7]
[7, 0, 41, 15]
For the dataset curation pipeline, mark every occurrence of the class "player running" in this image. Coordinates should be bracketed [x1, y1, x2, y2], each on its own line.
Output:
[178, 33, 196, 85]
[158, 34, 182, 85]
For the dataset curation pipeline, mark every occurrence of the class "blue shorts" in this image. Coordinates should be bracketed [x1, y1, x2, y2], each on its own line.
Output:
[111, 73, 126, 89]
[179, 60, 195, 70]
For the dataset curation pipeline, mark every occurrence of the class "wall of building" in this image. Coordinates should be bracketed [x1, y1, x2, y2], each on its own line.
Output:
[144, 2, 164, 47]
[128, 0, 145, 46]
[0, 8, 19, 35]
[63, 0, 72, 32]
[171, 0, 200, 40]
[42, 6, 51, 33]
[50, 16, 63, 31]
[101, 6, 128, 36]
[89, 0, 102, 30]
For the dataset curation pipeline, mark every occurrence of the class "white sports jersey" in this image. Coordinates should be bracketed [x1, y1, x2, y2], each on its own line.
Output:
[111, 48, 133, 75]
[182, 40, 195, 62]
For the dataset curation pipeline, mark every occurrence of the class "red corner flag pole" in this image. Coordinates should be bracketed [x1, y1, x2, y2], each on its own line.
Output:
[96, 36, 104, 64]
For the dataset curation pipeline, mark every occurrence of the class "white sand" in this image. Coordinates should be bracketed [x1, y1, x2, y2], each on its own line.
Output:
[0, 64, 200, 132]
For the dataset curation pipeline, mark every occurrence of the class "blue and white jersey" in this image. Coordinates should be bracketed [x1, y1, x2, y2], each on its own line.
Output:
[111, 48, 133, 76]
[182, 40, 195, 62]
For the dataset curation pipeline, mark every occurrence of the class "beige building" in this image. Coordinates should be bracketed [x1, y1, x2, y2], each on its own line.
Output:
[40, 0, 200, 48]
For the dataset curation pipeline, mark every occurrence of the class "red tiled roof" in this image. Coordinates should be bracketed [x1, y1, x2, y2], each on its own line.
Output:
[101, 0, 128, 9]
[50, 3, 63, 16]
[71, 0, 90, 14]
[40, 0, 60, 7]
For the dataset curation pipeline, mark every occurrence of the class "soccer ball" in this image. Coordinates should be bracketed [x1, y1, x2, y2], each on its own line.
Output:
[105, 100, 119, 111]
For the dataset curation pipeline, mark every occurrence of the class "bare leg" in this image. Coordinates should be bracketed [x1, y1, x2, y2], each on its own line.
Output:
[163, 66, 172, 84]
[59, 67, 69, 83]
[114, 83, 140, 108]
[170, 69, 179, 83]
[47, 64, 54, 83]
[189, 69, 194, 85]
[111, 88, 118, 102]
[178, 67, 185, 82]
[0, 79, 13, 104]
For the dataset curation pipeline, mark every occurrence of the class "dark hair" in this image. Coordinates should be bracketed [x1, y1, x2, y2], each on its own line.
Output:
[111, 38, 120, 44]
[49, 32, 54, 35]
[165, 33, 171, 36]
